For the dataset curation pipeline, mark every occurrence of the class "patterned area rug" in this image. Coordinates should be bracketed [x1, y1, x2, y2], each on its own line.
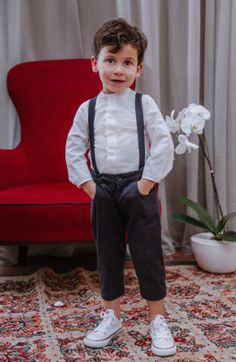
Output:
[0, 265, 235, 362]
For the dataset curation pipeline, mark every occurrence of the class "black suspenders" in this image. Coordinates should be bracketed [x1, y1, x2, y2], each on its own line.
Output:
[135, 93, 145, 170]
[88, 93, 145, 175]
[88, 97, 98, 174]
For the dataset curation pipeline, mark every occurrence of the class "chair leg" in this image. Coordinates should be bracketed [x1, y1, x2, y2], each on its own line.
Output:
[18, 246, 28, 264]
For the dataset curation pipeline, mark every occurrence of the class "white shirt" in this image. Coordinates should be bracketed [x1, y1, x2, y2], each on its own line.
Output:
[66, 88, 174, 187]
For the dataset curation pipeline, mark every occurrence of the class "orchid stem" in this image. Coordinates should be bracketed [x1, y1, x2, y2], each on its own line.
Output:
[198, 133, 224, 220]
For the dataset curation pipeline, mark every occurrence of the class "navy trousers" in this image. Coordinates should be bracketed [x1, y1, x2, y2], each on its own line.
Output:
[91, 172, 166, 301]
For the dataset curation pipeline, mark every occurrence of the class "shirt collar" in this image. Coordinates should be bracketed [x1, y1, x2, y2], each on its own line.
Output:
[98, 87, 134, 100]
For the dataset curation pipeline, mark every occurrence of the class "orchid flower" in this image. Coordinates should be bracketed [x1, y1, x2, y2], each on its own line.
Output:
[175, 134, 199, 154]
[165, 110, 181, 133]
[180, 113, 206, 136]
[185, 103, 211, 120]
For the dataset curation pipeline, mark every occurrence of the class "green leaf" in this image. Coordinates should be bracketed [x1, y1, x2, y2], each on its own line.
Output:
[220, 231, 236, 242]
[180, 197, 217, 234]
[216, 212, 236, 233]
[172, 213, 208, 230]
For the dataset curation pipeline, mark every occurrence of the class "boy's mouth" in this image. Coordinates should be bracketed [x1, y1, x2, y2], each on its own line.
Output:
[111, 79, 125, 83]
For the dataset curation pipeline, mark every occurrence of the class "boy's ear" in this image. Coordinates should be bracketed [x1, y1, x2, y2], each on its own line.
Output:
[136, 63, 144, 77]
[91, 56, 98, 73]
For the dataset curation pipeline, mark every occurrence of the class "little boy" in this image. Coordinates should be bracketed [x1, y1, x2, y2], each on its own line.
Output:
[66, 18, 176, 357]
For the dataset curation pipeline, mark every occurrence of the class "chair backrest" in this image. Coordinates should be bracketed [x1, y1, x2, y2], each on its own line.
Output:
[7, 59, 102, 183]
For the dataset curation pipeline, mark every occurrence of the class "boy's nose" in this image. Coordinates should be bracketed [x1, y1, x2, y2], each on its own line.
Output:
[114, 64, 124, 74]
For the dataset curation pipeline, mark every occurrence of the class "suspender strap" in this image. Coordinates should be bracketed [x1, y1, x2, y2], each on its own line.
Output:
[88, 93, 145, 174]
[135, 93, 145, 169]
[88, 97, 99, 174]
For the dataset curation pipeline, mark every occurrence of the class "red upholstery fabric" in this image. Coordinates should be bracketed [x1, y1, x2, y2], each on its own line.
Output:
[0, 59, 102, 244]
[0, 183, 93, 242]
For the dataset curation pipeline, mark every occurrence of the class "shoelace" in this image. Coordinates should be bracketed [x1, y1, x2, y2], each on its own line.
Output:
[152, 319, 172, 341]
[93, 311, 115, 334]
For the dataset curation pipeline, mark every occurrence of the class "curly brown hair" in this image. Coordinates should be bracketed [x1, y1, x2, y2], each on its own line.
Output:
[93, 18, 148, 65]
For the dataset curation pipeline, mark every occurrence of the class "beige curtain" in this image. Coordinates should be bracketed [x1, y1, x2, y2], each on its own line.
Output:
[0, 0, 235, 262]
[204, 0, 236, 218]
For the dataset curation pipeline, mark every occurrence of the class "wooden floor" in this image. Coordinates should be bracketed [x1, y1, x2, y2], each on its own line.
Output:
[0, 248, 195, 276]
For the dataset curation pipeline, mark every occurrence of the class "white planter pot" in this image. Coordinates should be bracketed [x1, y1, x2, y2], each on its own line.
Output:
[191, 232, 236, 273]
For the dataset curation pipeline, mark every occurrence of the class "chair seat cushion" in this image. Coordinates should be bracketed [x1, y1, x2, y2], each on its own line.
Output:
[0, 182, 93, 243]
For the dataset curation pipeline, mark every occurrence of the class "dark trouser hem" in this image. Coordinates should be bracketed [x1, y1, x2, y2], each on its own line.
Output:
[101, 292, 125, 302]
[141, 290, 167, 301]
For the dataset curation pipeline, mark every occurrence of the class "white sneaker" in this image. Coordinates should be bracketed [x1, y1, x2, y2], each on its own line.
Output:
[83, 309, 122, 348]
[150, 314, 176, 356]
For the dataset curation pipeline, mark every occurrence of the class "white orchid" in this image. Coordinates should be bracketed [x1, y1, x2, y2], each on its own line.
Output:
[165, 103, 210, 153]
[180, 113, 206, 136]
[185, 103, 211, 120]
[180, 103, 211, 136]
[165, 110, 181, 133]
[175, 134, 199, 154]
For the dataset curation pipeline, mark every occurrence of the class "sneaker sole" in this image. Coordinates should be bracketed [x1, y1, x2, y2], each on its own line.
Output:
[83, 327, 122, 348]
[151, 343, 176, 357]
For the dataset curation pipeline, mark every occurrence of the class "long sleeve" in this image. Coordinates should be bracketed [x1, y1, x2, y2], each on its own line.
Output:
[142, 95, 174, 183]
[65, 101, 92, 187]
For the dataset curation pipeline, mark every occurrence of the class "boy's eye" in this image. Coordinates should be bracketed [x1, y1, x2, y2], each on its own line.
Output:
[124, 60, 133, 66]
[106, 58, 115, 64]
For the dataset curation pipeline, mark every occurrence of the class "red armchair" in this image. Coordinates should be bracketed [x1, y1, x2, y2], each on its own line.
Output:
[0, 59, 102, 262]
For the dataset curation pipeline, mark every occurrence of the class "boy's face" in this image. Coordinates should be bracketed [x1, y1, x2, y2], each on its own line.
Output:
[91, 44, 143, 94]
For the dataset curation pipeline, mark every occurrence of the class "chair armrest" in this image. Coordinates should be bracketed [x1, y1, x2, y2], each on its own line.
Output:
[0, 148, 30, 190]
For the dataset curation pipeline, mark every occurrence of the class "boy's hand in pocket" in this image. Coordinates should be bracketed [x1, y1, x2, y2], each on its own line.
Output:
[137, 178, 155, 195]
[81, 180, 96, 199]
